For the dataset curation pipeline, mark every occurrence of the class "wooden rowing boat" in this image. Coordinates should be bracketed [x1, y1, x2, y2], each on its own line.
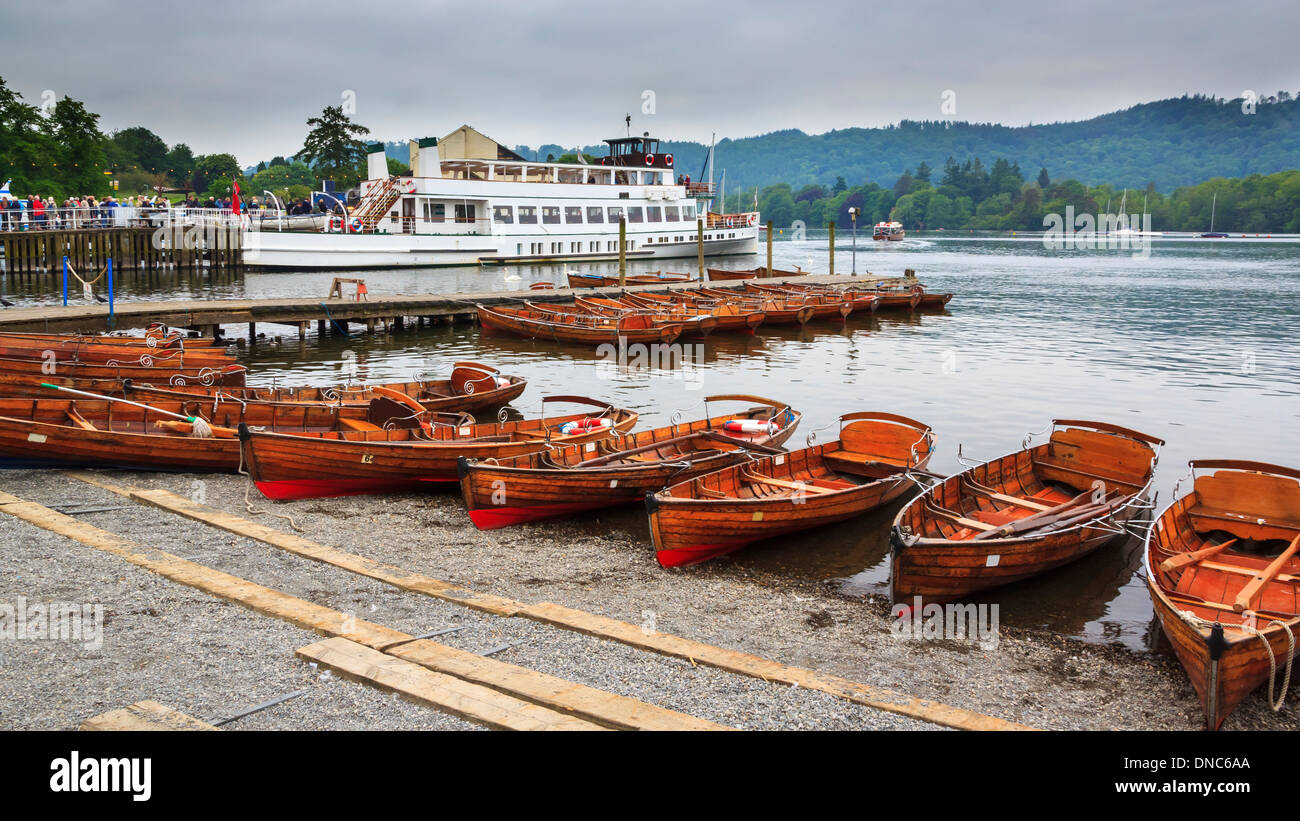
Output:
[890, 419, 1163, 603]
[566, 271, 694, 288]
[621, 292, 766, 333]
[706, 267, 808, 281]
[476, 303, 683, 346]
[0, 396, 421, 473]
[742, 282, 854, 320]
[569, 296, 720, 337]
[695, 288, 816, 325]
[240, 396, 638, 500]
[459, 395, 801, 528]
[0, 356, 247, 386]
[0, 329, 218, 349]
[0, 338, 237, 367]
[1145, 459, 1300, 729]
[648, 412, 933, 567]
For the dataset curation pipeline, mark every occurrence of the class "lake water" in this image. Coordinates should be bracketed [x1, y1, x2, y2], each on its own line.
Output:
[4, 233, 1297, 652]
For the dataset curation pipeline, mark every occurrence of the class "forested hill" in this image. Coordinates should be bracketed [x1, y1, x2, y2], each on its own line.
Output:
[511, 94, 1300, 193]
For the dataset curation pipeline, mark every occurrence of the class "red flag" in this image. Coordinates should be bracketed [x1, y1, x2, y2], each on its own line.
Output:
[231, 179, 242, 215]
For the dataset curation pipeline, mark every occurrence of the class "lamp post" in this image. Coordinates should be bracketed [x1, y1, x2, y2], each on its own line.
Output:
[848, 207, 858, 275]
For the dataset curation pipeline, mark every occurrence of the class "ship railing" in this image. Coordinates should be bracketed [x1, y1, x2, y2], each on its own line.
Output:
[704, 211, 760, 229]
[0, 206, 249, 232]
[684, 182, 715, 196]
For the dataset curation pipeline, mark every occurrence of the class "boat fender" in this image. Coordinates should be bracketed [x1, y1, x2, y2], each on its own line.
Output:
[559, 417, 613, 435]
[722, 419, 780, 434]
[1207, 622, 1228, 661]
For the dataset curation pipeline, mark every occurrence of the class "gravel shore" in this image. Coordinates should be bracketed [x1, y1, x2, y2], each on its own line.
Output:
[2, 467, 1295, 731]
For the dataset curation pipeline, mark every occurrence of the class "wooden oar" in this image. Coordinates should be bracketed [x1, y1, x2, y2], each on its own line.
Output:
[698, 429, 785, 454]
[969, 489, 1104, 541]
[1159, 539, 1238, 574]
[959, 478, 1052, 511]
[1234, 534, 1300, 613]
[572, 431, 703, 468]
[740, 470, 835, 495]
[39, 382, 209, 426]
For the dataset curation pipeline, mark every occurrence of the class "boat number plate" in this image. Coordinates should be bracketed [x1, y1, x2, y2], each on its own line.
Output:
[27, 433, 47, 444]
[585, 443, 596, 452]
[751, 512, 763, 522]
[361, 454, 374, 464]
[609, 479, 618, 488]
[459, 427, 472, 436]
[774, 455, 785, 465]
[985, 554, 1000, 567]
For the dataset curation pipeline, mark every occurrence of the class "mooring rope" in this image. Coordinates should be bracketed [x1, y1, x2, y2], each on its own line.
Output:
[1184, 611, 1296, 712]
[235, 434, 303, 532]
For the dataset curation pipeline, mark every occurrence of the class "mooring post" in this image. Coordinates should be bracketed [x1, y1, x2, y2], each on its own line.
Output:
[697, 217, 704, 281]
[828, 222, 835, 277]
[766, 221, 773, 278]
[106, 258, 115, 330]
[618, 216, 627, 286]
[62, 256, 69, 306]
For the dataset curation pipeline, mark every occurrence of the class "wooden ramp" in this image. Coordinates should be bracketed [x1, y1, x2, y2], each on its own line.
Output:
[0, 490, 724, 732]
[81, 701, 219, 732]
[64, 473, 1034, 731]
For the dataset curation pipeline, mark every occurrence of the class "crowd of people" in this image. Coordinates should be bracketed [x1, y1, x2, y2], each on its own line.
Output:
[0, 188, 337, 232]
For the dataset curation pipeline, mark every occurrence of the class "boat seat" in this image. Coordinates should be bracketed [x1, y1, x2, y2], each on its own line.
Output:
[1190, 506, 1300, 533]
[823, 450, 904, 477]
[1031, 456, 1143, 490]
[339, 418, 384, 432]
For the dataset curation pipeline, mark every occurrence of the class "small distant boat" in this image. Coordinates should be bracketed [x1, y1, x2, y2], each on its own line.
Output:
[566, 271, 694, 288]
[1145, 459, 1300, 730]
[240, 396, 638, 500]
[891, 419, 1162, 603]
[459, 395, 800, 528]
[1198, 192, 1228, 238]
[621, 292, 766, 333]
[873, 221, 905, 241]
[648, 412, 934, 567]
[476, 303, 683, 345]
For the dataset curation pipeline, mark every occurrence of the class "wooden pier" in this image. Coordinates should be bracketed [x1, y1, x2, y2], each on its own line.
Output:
[0, 274, 879, 338]
[0, 224, 244, 277]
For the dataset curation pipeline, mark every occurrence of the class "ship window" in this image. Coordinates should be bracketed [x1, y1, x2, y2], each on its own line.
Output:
[626, 207, 643, 223]
[646, 206, 662, 222]
[665, 206, 679, 222]
[542, 206, 561, 225]
[564, 206, 583, 224]
[586, 207, 603, 223]
[518, 206, 537, 224]
[493, 205, 513, 224]
[607, 206, 624, 222]
[455, 203, 476, 223]
[683, 203, 695, 217]
[422, 201, 445, 222]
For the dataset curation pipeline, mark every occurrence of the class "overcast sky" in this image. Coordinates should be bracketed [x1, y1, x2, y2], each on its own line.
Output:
[2, 0, 1297, 165]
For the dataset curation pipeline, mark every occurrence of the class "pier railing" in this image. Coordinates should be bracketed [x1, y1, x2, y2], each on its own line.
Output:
[0, 206, 245, 233]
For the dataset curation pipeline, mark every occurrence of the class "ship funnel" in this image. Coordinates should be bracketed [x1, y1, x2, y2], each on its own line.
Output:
[365, 142, 388, 181]
[415, 137, 440, 178]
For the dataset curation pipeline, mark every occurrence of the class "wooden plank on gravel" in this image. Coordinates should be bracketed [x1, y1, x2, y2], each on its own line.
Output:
[64, 473, 520, 617]
[518, 603, 1035, 732]
[0, 490, 724, 732]
[61, 471, 1033, 731]
[81, 701, 220, 731]
[297, 638, 601, 731]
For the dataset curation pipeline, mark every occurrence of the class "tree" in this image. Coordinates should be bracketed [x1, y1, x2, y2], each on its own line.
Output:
[386, 157, 410, 176]
[915, 161, 932, 182]
[832, 176, 847, 194]
[46, 96, 107, 196]
[893, 171, 915, 197]
[297, 105, 369, 187]
[164, 143, 196, 188]
[109, 126, 168, 174]
[1037, 167, 1050, 188]
[192, 153, 241, 194]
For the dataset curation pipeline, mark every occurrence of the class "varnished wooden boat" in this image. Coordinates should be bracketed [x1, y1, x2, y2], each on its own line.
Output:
[476, 303, 682, 346]
[890, 419, 1163, 603]
[648, 412, 933, 567]
[706, 267, 808, 281]
[1145, 459, 1300, 730]
[0, 395, 426, 473]
[240, 396, 638, 500]
[696, 288, 816, 325]
[0, 338, 237, 367]
[621, 292, 766, 333]
[459, 395, 801, 528]
[569, 296, 719, 338]
[0, 329, 217, 349]
[0, 356, 247, 386]
[566, 271, 694, 288]
[742, 282, 854, 320]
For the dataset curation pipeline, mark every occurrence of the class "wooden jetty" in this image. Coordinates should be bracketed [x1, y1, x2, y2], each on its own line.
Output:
[0, 274, 882, 338]
[0, 224, 243, 277]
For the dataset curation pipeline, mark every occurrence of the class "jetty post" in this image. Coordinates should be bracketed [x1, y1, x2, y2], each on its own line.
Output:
[62, 256, 69, 306]
[106, 258, 115, 330]
[828, 222, 835, 276]
[696, 217, 704, 280]
[766, 221, 773, 277]
[618, 216, 626, 286]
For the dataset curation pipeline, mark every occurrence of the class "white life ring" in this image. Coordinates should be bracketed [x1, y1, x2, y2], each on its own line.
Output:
[349, 217, 363, 232]
[644, 154, 655, 166]
[747, 214, 757, 226]
[663, 153, 673, 166]
[329, 216, 343, 232]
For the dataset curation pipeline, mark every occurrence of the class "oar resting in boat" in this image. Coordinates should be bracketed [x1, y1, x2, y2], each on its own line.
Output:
[1234, 534, 1300, 613]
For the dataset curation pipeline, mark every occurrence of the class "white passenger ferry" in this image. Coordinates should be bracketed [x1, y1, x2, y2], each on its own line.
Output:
[244, 125, 760, 269]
